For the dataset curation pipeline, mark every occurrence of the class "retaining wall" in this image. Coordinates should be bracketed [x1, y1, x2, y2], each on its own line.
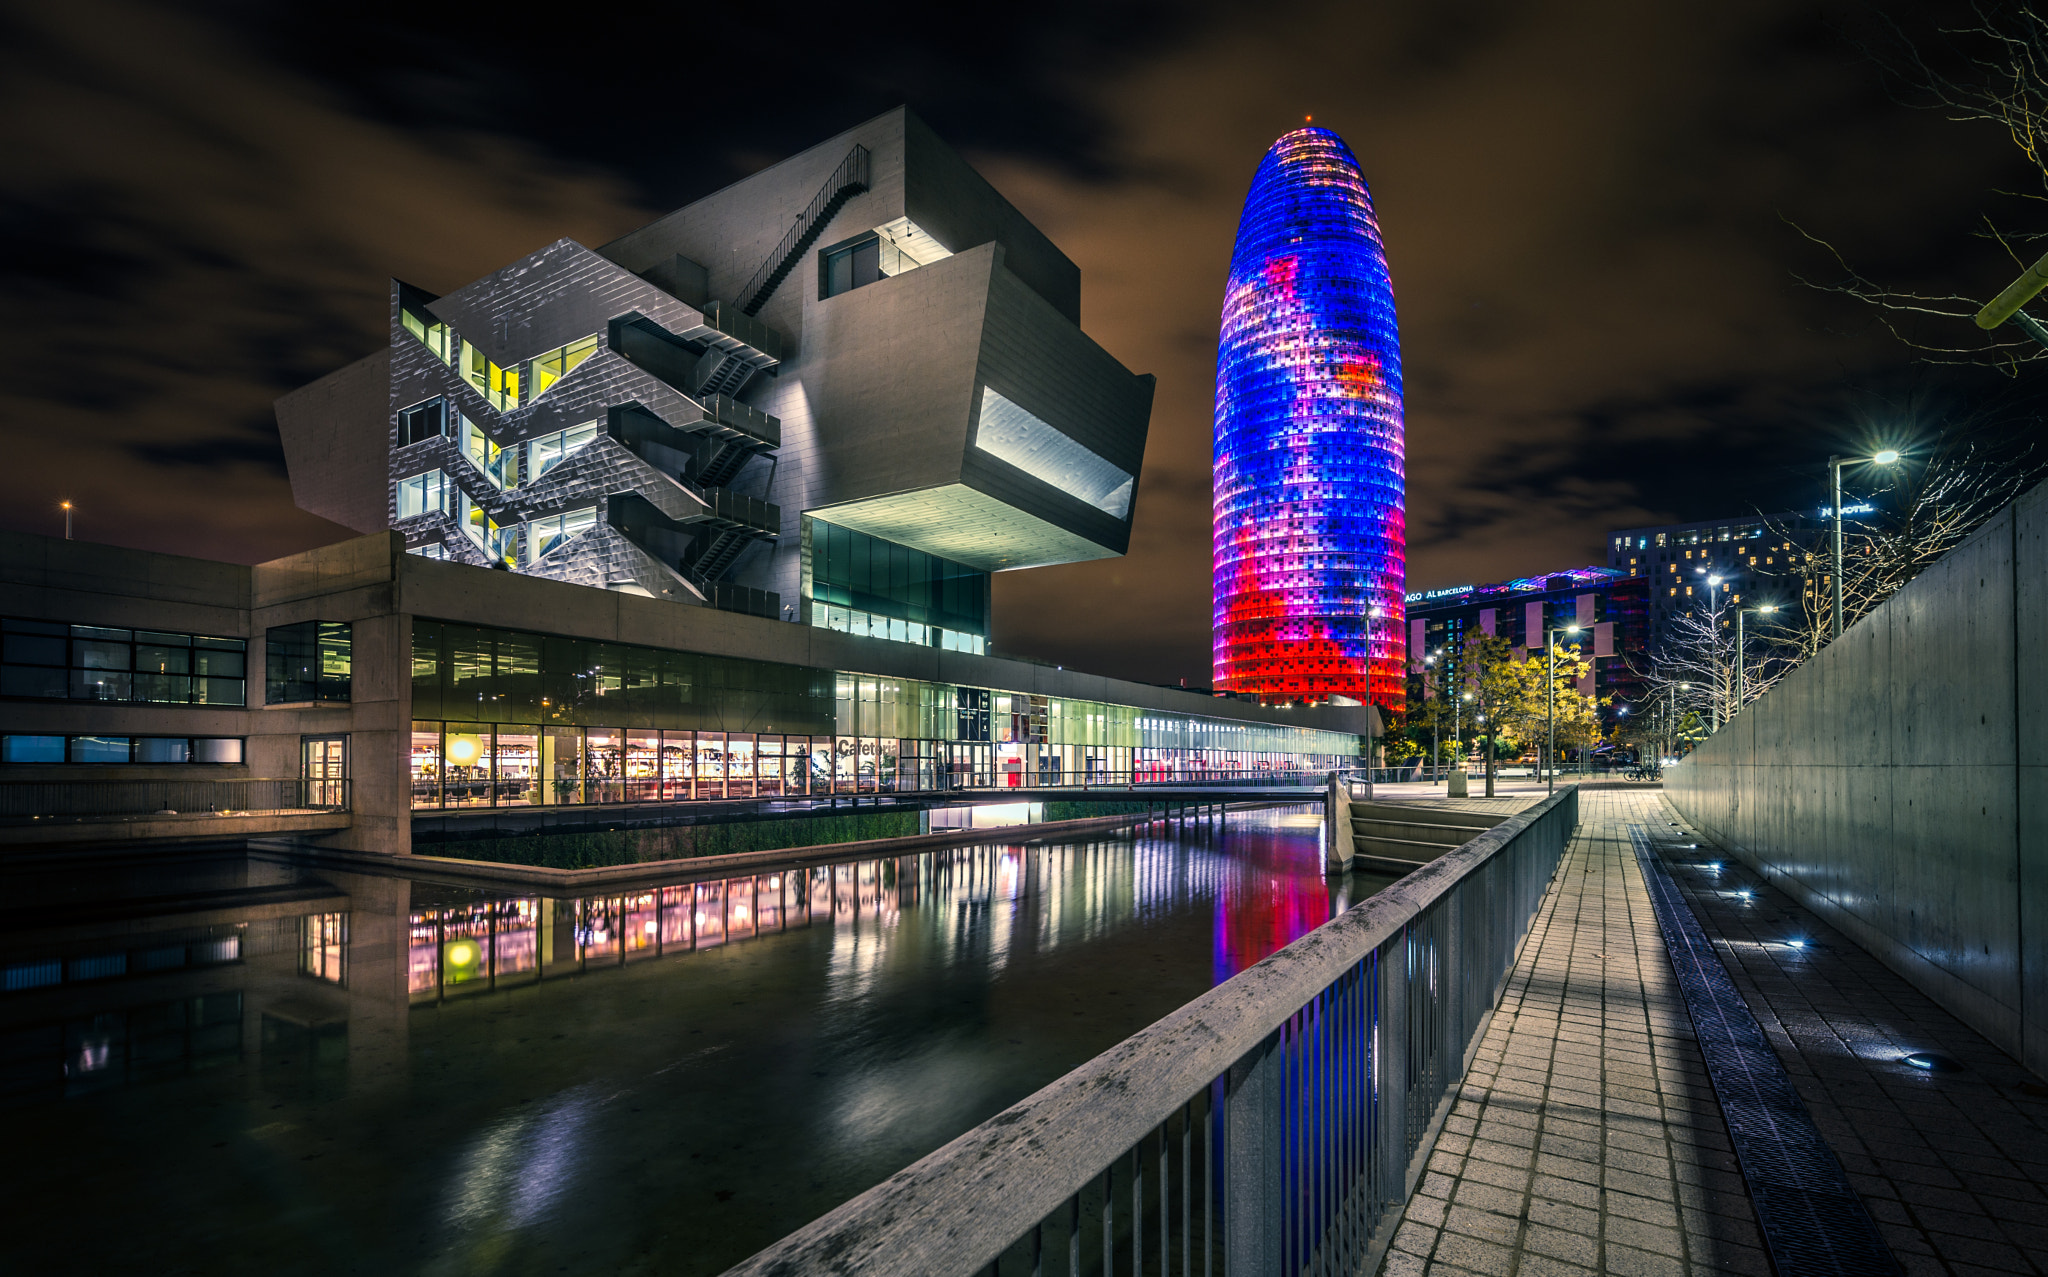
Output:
[1666, 479, 2047, 1073]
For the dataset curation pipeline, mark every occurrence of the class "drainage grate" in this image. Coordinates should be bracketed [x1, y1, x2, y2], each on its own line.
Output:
[1628, 825, 1898, 1277]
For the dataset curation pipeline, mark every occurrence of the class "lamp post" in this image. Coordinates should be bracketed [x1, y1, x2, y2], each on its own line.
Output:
[1546, 623, 1581, 795]
[1694, 570, 1727, 726]
[1827, 450, 1900, 640]
[1424, 652, 1440, 783]
[1734, 604, 1778, 708]
[60, 500, 71, 540]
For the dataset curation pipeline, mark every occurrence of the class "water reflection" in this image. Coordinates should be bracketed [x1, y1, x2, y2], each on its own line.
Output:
[1, 806, 1395, 1275]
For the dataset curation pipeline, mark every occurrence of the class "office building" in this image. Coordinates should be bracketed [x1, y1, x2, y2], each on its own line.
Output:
[1606, 513, 1817, 661]
[1212, 126, 1406, 709]
[1404, 568, 1648, 712]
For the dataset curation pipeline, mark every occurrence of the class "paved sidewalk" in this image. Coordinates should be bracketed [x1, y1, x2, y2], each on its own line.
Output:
[1652, 801, 2048, 1277]
[1383, 789, 1768, 1277]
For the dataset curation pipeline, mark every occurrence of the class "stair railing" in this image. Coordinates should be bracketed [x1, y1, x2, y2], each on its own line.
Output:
[735, 144, 871, 316]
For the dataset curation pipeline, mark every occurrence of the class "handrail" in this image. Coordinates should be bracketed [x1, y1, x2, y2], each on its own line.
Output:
[735, 144, 871, 316]
[725, 785, 1579, 1276]
[0, 778, 351, 821]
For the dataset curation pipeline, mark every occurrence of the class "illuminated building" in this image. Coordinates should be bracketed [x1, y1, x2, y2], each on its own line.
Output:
[277, 107, 1156, 652]
[1213, 126, 1406, 708]
[1, 113, 1373, 859]
[1403, 568, 1647, 714]
[1606, 513, 1817, 672]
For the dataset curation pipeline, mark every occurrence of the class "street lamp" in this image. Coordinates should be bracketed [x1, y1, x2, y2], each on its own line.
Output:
[1694, 570, 1728, 726]
[1734, 604, 1778, 708]
[1827, 451, 1901, 640]
[1546, 623, 1581, 795]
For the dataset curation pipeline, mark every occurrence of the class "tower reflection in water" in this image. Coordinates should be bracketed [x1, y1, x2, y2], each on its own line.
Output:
[4, 806, 1393, 1276]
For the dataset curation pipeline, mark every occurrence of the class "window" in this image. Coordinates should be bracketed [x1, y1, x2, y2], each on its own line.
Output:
[525, 421, 600, 484]
[396, 470, 450, 519]
[821, 233, 882, 298]
[0, 735, 241, 764]
[1, 735, 62, 763]
[409, 542, 448, 560]
[463, 343, 521, 413]
[460, 494, 518, 567]
[463, 417, 514, 490]
[526, 506, 598, 563]
[266, 621, 353, 704]
[302, 914, 347, 984]
[529, 336, 601, 400]
[398, 398, 447, 446]
[400, 300, 452, 364]
[2, 618, 244, 705]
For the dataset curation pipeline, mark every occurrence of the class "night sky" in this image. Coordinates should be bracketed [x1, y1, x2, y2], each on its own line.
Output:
[3, 0, 2042, 684]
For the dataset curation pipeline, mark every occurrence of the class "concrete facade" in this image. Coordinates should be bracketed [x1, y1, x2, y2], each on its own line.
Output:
[274, 106, 1153, 642]
[1665, 479, 2048, 1075]
[2, 531, 1371, 857]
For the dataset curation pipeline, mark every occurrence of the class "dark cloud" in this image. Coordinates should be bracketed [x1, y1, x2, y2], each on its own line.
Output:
[0, 0, 2037, 682]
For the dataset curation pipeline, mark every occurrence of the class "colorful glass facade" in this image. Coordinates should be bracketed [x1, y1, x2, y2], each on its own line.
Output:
[1213, 126, 1406, 707]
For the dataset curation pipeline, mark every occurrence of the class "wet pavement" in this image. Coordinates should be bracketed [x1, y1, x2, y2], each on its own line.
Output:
[2, 806, 1393, 1276]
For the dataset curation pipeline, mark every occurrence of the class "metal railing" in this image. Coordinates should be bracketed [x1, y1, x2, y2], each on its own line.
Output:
[0, 778, 351, 822]
[734, 144, 871, 316]
[726, 785, 1578, 1277]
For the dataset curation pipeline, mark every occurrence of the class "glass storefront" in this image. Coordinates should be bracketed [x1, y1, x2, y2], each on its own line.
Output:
[409, 618, 1362, 810]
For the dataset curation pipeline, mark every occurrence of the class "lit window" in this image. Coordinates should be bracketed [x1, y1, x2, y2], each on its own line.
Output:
[463, 417, 513, 490]
[525, 421, 600, 484]
[459, 494, 517, 567]
[529, 336, 601, 400]
[526, 506, 597, 563]
[395, 470, 449, 519]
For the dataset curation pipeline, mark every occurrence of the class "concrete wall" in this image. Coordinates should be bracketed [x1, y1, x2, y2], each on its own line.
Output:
[1665, 479, 2047, 1074]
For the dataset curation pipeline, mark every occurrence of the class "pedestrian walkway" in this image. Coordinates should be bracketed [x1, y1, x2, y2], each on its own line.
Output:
[1382, 789, 1769, 1277]
[1652, 805, 2048, 1277]
[1379, 787, 2048, 1277]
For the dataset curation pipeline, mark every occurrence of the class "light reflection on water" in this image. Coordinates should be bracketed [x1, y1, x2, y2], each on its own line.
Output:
[4, 805, 1395, 1276]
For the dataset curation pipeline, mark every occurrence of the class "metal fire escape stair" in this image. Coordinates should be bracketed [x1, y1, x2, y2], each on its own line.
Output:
[733, 144, 872, 317]
[604, 401, 781, 614]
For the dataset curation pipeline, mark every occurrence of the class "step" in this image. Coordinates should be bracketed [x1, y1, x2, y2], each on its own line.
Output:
[1350, 802, 1508, 831]
[1351, 817, 1494, 846]
[1351, 834, 1460, 865]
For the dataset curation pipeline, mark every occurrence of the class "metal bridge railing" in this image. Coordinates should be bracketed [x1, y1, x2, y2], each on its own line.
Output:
[725, 785, 1578, 1277]
[0, 778, 351, 823]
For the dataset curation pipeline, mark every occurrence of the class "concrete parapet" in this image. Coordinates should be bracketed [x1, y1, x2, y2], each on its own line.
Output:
[1666, 477, 2048, 1075]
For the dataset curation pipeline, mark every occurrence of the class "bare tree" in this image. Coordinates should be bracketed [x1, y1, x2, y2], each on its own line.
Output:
[1794, 5, 2048, 367]
[1762, 430, 2039, 660]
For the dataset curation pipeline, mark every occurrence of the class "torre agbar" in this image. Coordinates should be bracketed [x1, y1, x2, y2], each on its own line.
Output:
[1212, 127, 1407, 708]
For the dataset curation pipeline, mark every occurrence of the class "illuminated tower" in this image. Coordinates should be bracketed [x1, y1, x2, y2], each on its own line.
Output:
[1213, 126, 1405, 708]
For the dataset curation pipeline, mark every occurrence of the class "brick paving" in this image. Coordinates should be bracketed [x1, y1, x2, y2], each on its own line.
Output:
[1378, 787, 2048, 1277]
[1651, 800, 2048, 1277]
[1381, 789, 1768, 1277]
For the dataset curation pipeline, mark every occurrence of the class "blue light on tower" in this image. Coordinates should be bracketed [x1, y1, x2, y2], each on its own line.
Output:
[1213, 125, 1406, 707]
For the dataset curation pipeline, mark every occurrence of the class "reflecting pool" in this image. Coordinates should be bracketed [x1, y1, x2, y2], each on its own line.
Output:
[2, 807, 1396, 1275]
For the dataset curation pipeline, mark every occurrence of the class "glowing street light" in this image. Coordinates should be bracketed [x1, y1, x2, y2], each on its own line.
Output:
[1735, 603, 1778, 708]
[1546, 623, 1581, 795]
[1828, 451, 1902, 639]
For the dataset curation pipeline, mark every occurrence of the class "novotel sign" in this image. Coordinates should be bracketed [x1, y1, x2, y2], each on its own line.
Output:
[1404, 586, 1475, 603]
